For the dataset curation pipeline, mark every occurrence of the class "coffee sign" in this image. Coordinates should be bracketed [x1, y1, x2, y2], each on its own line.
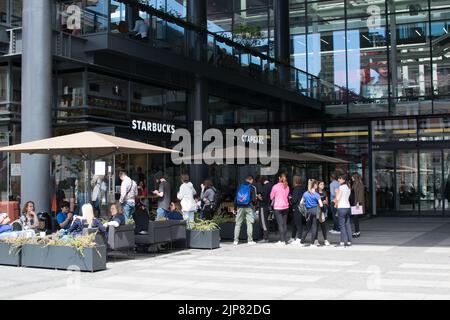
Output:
[131, 120, 176, 134]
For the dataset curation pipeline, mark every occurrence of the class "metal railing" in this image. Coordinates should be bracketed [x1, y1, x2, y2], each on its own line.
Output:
[101, 0, 362, 104]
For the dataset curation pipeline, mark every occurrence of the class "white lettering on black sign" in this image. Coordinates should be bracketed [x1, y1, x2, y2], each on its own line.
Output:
[131, 120, 176, 134]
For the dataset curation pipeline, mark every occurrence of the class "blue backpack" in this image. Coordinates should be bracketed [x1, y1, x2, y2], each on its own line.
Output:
[236, 184, 252, 206]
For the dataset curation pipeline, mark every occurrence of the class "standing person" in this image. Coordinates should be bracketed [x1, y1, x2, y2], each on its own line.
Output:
[351, 173, 365, 238]
[177, 173, 197, 223]
[300, 179, 323, 247]
[290, 176, 305, 245]
[335, 175, 352, 247]
[234, 175, 257, 245]
[153, 172, 171, 220]
[131, 16, 149, 40]
[200, 180, 216, 220]
[91, 175, 105, 218]
[329, 173, 341, 234]
[20, 201, 39, 230]
[270, 174, 290, 246]
[315, 181, 330, 246]
[119, 171, 138, 221]
[256, 175, 272, 243]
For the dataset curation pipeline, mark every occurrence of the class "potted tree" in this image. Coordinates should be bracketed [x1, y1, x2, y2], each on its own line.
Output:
[21, 233, 107, 272]
[187, 220, 220, 250]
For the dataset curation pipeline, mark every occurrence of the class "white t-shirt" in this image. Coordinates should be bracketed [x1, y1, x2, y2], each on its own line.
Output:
[338, 184, 351, 209]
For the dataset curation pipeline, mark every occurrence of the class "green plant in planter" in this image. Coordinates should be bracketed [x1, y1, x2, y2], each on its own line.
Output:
[0, 236, 37, 255]
[126, 218, 135, 225]
[212, 214, 236, 225]
[190, 220, 219, 232]
[41, 233, 100, 258]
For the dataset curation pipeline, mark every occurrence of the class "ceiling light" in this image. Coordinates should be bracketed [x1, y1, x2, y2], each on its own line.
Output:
[415, 30, 422, 36]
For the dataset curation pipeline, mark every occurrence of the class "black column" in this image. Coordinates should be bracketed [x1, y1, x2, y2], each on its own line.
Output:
[187, 0, 208, 191]
[274, 0, 291, 147]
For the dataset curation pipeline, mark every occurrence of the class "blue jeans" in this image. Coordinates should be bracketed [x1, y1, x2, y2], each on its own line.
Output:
[122, 202, 136, 221]
[338, 208, 352, 244]
[156, 208, 169, 220]
[330, 200, 339, 231]
[182, 211, 195, 222]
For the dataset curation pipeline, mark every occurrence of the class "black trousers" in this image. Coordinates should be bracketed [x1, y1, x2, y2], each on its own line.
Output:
[291, 207, 304, 239]
[301, 208, 318, 244]
[275, 209, 289, 243]
[203, 205, 215, 220]
[259, 206, 270, 240]
[315, 221, 328, 241]
[352, 215, 360, 233]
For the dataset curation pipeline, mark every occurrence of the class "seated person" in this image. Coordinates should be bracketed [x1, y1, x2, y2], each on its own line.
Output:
[20, 201, 39, 230]
[103, 202, 126, 228]
[167, 202, 183, 221]
[131, 17, 149, 40]
[56, 201, 73, 230]
[0, 213, 12, 234]
[68, 203, 106, 238]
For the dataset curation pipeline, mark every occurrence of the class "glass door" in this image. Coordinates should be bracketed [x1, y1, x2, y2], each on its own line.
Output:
[443, 151, 450, 214]
[396, 150, 419, 213]
[419, 150, 443, 215]
[374, 151, 395, 213]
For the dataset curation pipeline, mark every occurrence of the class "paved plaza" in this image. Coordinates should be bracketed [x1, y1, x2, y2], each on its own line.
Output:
[2, 217, 450, 300]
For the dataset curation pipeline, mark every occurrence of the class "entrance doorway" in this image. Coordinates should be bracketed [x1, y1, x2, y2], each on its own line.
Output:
[374, 148, 450, 216]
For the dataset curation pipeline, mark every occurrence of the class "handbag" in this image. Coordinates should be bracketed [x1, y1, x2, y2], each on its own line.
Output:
[318, 208, 326, 223]
[351, 205, 364, 215]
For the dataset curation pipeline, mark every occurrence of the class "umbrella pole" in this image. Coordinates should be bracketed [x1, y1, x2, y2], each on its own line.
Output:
[87, 159, 92, 204]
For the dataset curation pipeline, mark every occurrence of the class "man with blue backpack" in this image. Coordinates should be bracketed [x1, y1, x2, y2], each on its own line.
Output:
[234, 175, 257, 246]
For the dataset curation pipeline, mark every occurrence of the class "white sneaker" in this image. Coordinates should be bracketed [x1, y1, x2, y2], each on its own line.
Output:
[287, 238, 295, 244]
[313, 240, 320, 247]
[290, 239, 301, 245]
[233, 241, 239, 246]
[324, 240, 331, 246]
[275, 241, 286, 246]
[247, 241, 256, 245]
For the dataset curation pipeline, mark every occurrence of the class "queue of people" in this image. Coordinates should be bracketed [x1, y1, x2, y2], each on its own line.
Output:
[0, 169, 366, 248]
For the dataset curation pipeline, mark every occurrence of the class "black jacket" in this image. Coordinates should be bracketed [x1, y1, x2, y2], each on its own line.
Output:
[291, 185, 306, 208]
[257, 181, 273, 207]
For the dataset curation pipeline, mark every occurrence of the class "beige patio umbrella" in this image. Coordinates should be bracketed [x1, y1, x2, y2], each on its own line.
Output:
[0, 131, 179, 203]
[0, 131, 178, 159]
[179, 145, 348, 164]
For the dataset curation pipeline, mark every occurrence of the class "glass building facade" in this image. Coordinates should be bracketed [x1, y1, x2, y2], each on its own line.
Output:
[1, 0, 450, 216]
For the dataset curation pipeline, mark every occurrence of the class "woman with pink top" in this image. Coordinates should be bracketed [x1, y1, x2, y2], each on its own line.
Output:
[270, 173, 290, 245]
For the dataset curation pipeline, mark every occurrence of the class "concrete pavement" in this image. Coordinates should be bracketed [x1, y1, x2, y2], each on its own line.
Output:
[2, 217, 450, 300]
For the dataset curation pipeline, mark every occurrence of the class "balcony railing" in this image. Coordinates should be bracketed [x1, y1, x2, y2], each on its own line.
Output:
[94, 0, 361, 104]
[5, 27, 87, 61]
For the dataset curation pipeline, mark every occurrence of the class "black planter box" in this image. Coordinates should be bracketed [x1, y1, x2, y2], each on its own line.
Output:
[219, 221, 262, 241]
[21, 244, 107, 272]
[0, 242, 21, 266]
[187, 230, 220, 250]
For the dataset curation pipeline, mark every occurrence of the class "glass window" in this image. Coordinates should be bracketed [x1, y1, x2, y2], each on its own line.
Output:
[307, 0, 345, 21]
[0, 0, 7, 24]
[372, 119, 418, 142]
[131, 82, 163, 117]
[10, 0, 22, 27]
[11, 67, 20, 103]
[418, 117, 450, 141]
[87, 72, 128, 116]
[389, 0, 429, 14]
[57, 72, 84, 109]
[56, 0, 108, 35]
[0, 66, 7, 103]
[390, 12, 432, 104]
[346, 0, 386, 18]
[431, 13, 450, 110]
